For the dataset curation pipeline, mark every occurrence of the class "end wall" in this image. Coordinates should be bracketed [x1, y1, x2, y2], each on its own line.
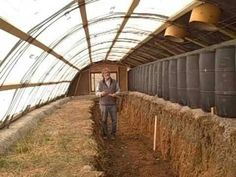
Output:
[68, 62, 128, 96]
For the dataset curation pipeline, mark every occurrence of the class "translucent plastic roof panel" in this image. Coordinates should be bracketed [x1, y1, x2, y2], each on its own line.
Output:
[0, 89, 15, 121]
[86, 0, 132, 21]
[29, 54, 61, 83]
[53, 28, 86, 59]
[0, 30, 19, 62]
[36, 8, 83, 47]
[1, 45, 45, 85]
[134, 0, 195, 18]
[87, 0, 132, 62]
[0, 0, 72, 32]
[70, 48, 90, 67]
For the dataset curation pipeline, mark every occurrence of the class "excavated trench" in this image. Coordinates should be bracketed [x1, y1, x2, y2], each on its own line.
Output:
[92, 98, 176, 177]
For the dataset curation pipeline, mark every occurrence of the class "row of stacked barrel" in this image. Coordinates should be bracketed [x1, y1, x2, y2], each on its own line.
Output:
[128, 45, 236, 118]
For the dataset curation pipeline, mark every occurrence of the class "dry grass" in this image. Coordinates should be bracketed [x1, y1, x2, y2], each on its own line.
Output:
[0, 99, 103, 177]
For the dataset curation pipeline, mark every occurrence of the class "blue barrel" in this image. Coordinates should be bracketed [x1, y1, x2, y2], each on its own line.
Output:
[162, 60, 169, 100]
[199, 51, 215, 112]
[186, 54, 200, 108]
[177, 57, 187, 105]
[157, 62, 162, 97]
[215, 46, 236, 117]
[169, 59, 177, 102]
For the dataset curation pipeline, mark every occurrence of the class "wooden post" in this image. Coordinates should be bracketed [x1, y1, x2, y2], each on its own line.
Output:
[153, 115, 157, 151]
[211, 107, 215, 115]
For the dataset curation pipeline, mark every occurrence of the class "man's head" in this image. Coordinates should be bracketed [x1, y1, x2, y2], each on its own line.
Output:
[102, 67, 111, 80]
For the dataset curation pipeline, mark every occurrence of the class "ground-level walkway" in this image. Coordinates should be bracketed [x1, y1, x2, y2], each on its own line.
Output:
[0, 96, 175, 177]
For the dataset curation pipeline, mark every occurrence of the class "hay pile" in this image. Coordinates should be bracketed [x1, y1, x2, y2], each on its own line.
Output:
[0, 97, 103, 177]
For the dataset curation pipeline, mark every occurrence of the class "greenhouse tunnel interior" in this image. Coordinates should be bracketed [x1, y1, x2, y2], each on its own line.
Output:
[0, 0, 236, 177]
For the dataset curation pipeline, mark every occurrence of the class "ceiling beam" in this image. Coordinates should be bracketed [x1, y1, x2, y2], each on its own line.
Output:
[78, 0, 93, 63]
[128, 55, 149, 63]
[0, 18, 80, 71]
[217, 26, 236, 39]
[126, 56, 145, 65]
[185, 37, 208, 47]
[141, 45, 168, 57]
[104, 0, 140, 61]
[0, 81, 71, 91]
[130, 54, 151, 62]
[154, 42, 178, 55]
[121, 60, 136, 67]
[144, 43, 171, 57]
[134, 50, 156, 61]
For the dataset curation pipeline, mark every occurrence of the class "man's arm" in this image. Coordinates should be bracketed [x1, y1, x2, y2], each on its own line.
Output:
[95, 84, 102, 97]
[95, 84, 107, 97]
[109, 81, 120, 97]
[115, 82, 120, 95]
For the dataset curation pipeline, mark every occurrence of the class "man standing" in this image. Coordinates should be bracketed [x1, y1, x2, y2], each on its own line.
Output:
[96, 68, 120, 140]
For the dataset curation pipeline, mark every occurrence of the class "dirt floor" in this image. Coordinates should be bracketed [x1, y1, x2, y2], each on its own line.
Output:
[93, 102, 176, 177]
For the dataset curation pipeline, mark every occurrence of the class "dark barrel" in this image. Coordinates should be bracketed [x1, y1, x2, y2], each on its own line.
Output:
[169, 59, 177, 102]
[133, 68, 136, 91]
[157, 62, 162, 97]
[177, 57, 187, 105]
[199, 51, 215, 112]
[148, 64, 153, 95]
[186, 54, 200, 108]
[215, 46, 236, 117]
[162, 60, 169, 100]
[152, 63, 158, 95]
[144, 65, 149, 94]
[128, 70, 133, 91]
[141, 66, 144, 93]
[137, 67, 140, 91]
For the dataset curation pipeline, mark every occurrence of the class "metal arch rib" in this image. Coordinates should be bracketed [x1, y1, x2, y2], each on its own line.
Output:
[78, 0, 93, 63]
[104, 0, 140, 61]
[0, 18, 80, 71]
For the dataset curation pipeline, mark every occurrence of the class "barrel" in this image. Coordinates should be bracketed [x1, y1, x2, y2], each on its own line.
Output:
[157, 62, 162, 97]
[162, 60, 169, 100]
[137, 67, 140, 91]
[128, 70, 133, 91]
[133, 68, 136, 91]
[144, 65, 149, 94]
[152, 63, 158, 95]
[169, 59, 177, 102]
[215, 46, 236, 117]
[148, 64, 153, 95]
[177, 57, 187, 105]
[199, 51, 215, 112]
[186, 54, 200, 108]
[140, 66, 144, 92]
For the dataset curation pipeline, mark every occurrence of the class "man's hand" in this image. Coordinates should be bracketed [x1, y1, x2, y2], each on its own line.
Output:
[101, 91, 108, 97]
[108, 93, 116, 97]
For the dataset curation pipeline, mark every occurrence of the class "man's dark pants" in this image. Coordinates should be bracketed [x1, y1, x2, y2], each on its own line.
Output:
[100, 104, 117, 137]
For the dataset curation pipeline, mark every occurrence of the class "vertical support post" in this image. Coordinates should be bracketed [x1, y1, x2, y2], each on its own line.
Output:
[153, 115, 157, 151]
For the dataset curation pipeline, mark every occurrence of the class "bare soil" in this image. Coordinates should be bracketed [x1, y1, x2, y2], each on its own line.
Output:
[93, 101, 176, 177]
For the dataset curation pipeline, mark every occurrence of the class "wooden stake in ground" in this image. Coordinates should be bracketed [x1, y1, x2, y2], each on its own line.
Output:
[153, 115, 157, 151]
